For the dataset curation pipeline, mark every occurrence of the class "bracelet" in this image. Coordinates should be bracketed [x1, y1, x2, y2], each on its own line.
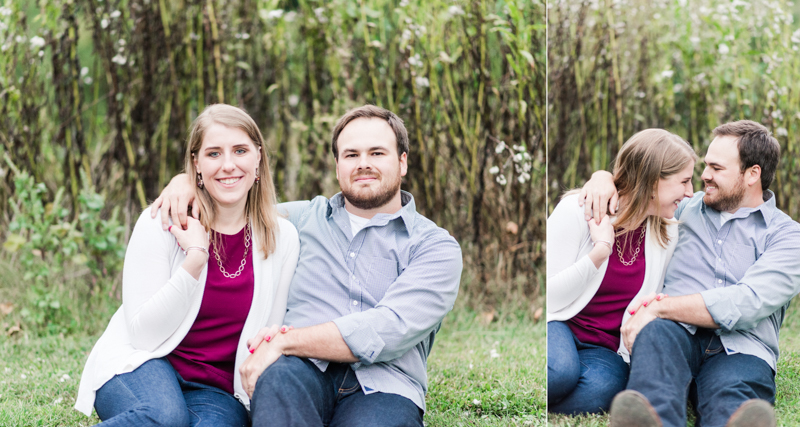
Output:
[592, 240, 613, 250]
[184, 246, 209, 256]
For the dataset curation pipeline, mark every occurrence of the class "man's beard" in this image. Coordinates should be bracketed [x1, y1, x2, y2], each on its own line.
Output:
[703, 176, 746, 212]
[341, 171, 402, 210]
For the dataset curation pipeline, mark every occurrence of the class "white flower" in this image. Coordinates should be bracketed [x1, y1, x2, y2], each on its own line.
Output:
[1, 44, 7, 52]
[490, 348, 500, 358]
[118, 39, 126, 46]
[241, 33, 250, 40]
[472, 399, 481, 405]
[111, 54, 127, 65]
[414, 76, 429, 88]
[38, 50, 44, 57]
[314, 7, 327, 23]
[53, 397, 63, 404]
[469, 363, 474, 369]
[690, 36, 701, 45]
[448, 5, 465, 16]
[20, 374, 26, 379]
[635, 91, 645, 98]
[84, 77, 93, 85]
[771, 110, 783, 120]
[777, 127, 788, 137]
[518, 172, 531, 184]
[266, 9, 283, 19]
[110, 10, 121, 18]
[718, 43, 729, 55]
[401, 29, 412, 42]
[0, 6, 12, 16]
[30, 36, 45, 48]
[408, 54, 422, 68]
[288, 94, 299, 107]
[495, 141, 506, 154]
[513, 144, 526, 152]
[59, 374, 71, 382]
[101, 18, 109, 29]
[792, 29, 800, 44]
[496, 175, 507, 186]
[284, 11, 297, 22]
[489, 166, 500, 175]
[673, 84, 683, 93]
[661, 70, 674, 79]
[15, 35, 25, 43]
[399, 0, 409, 7]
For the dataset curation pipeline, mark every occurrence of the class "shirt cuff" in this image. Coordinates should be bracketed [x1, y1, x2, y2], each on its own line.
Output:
[701, 288, 742, 332]
[333, 315, 385, 365]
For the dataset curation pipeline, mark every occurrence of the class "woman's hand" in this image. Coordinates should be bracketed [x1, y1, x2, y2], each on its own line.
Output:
[587, 215, 614, 268]
[247, 325, 293, 354]
[627, 292, 668, 316]
[169, 217, 209, 279]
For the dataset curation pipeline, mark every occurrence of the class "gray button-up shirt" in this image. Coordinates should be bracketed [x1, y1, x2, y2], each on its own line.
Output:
[664, 190, 800, 371]
[278, 191, 462, 409]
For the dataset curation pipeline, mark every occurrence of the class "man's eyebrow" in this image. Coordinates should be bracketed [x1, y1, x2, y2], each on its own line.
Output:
[341, 146, 389, 152]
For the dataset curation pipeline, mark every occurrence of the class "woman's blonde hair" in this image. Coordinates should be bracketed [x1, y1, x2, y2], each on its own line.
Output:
[185, 104, 278, 258]
[612, 128, 697, 248]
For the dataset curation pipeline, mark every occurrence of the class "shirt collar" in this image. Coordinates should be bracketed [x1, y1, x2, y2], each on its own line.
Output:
[326, 190, 418, 232]
[701, 190, 777, 226]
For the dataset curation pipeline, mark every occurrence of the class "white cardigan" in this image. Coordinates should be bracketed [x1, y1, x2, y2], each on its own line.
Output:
[546, 194, 678, 362]
[75, 209, 299, 415]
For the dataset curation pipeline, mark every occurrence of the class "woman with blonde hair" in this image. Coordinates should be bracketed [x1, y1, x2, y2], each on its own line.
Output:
[75, 104, 300, 426]
[547, 129, 697, 415]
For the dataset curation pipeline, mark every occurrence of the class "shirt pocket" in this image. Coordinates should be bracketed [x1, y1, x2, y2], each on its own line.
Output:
[728, 243, 757, 282]
[366, 256, 400, 301]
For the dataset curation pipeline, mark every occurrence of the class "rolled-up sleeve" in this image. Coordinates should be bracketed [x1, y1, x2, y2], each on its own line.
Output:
[701, 221, 800, 332]
[333, 235, 462, 364]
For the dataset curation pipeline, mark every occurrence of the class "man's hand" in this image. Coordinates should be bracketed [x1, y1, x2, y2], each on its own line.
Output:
[240, 333, 286, 397]
[621, 299, 662, 353]
[150, 173, 197, 230]
[578, 170, 618, 223]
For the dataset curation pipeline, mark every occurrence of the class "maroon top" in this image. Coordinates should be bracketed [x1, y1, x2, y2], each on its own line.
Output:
[568, 225, 646, 351]
[167, 226, 254, 394]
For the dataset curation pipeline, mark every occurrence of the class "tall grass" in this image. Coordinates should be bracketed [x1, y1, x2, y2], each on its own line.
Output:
[548, 0, 800, 215]
[0, 0, 545, 318]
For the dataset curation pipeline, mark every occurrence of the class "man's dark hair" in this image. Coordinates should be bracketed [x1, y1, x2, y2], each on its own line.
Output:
[331, 105, 409, 160]
[712, 120, 780, 191]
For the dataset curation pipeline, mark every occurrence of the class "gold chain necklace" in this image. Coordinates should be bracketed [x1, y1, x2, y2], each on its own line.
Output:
[616, 227, 646, 266]
[212, 224, 251, 279]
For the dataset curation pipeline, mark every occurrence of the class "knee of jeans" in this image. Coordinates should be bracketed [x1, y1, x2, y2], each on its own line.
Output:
[638, 317, 683, 344]
[140, 401, 190, 427]
[255, 356, 311, 391]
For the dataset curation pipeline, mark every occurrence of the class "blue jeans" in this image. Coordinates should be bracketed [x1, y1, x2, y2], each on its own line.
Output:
[547, 321, 629, 415]
[94, 358, 249, 427]
[628, 318, 776, 427]
[250, 356, 423, 427]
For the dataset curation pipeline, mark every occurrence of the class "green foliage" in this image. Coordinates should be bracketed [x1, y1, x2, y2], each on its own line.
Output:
[1, 159, 125, 335]
[549, 0, 800, 216]
[0, 0, 546, 309]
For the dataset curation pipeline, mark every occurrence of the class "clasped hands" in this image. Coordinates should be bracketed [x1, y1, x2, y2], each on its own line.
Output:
[621, 292, 667, 354]
[240, 324, 294, 397]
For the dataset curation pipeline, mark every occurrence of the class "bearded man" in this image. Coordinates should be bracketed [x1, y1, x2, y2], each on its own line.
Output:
[579, 120, 800, 427]
[152, 105, 462, 427]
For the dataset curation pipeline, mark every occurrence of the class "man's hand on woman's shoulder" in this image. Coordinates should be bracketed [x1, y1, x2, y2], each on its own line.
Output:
[150, 173, 197, 230]
[578, 170, 618, 223]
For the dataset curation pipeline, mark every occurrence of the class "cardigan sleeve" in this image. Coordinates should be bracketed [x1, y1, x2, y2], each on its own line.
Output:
[266, 218, 300, 327]
[122, 209, 204, 352]
[546, 194, 604, 313]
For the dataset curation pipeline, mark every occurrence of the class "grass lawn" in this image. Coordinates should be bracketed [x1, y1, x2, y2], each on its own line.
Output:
[548, 296, 800, 426]
[0, 308, 546, 426]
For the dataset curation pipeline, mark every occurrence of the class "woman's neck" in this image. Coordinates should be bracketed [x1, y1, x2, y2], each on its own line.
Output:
[212, 204, 248, 235]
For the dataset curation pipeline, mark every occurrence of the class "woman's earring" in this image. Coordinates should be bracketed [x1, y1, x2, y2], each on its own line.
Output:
[197, 173, 204, 189]
[254, 168, 260, 184]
